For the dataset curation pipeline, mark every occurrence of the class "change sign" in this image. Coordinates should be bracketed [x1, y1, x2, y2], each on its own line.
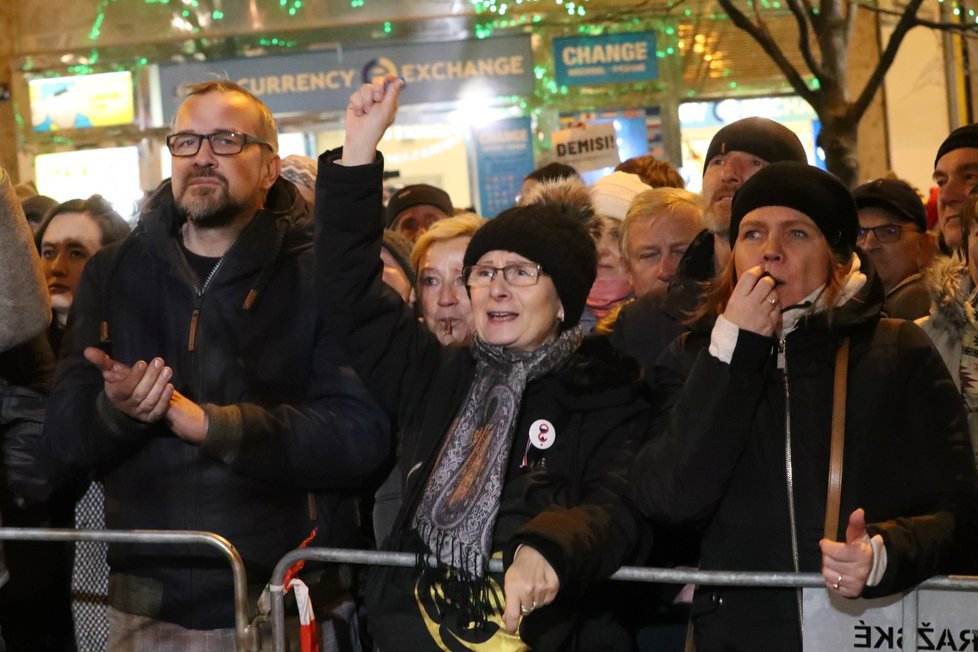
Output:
[553, 32, 658, 87]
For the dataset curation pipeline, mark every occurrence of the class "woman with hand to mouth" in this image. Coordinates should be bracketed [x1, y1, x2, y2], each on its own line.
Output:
[316, 76, 649, 651]
[633, 162, 978, 651]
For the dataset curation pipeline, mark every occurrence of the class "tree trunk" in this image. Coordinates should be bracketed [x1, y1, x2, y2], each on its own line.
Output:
[816, 113, 860, 188]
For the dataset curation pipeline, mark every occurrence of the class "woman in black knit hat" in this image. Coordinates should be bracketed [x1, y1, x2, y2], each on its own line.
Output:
[316, 78, 650, 650]
[632, 161, 978, 651]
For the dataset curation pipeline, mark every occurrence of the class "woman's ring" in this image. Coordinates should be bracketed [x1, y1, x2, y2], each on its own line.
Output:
[521, 605, 533, 615]
[833, 574, 843, 590]
[768, 297, 777, 305]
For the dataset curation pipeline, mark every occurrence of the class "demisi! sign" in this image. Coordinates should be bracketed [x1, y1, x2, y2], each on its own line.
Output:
[551, 122, 620, 172]
[553, 32, 658, 87]
[156, 35, 534, 121]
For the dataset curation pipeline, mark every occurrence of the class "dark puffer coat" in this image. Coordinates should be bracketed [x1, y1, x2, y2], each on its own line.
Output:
[315, 150, 651, 651]
[632, 258, 978, 651]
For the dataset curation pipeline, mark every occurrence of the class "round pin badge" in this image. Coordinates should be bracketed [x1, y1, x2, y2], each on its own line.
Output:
[529, 419, 555, 450]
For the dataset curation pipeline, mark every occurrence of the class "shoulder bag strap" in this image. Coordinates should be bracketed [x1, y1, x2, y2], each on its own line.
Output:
[823, 336, 850, 541]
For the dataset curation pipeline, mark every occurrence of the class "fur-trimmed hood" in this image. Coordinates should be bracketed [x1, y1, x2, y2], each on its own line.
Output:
[921, 256, 976, 338]
[517, 177, 595, 230]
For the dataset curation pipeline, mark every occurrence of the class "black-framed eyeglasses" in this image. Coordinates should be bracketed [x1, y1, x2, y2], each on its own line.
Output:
[462, 263, 545, 287]
[165, 131, 274, 157]
[856, 224, 909, 244]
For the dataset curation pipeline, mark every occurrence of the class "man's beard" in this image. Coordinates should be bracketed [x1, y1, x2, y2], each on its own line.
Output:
[177, 172, 249, 228]
[704, 200, 732, 235]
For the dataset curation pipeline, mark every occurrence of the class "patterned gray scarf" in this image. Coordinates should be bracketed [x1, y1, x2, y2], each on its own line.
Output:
[413, 326, 583, 580]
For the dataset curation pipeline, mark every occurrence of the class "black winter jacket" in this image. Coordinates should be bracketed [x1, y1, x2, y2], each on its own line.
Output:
[632, 260, 978, 650]
[316, 150, 650, 651]
[42, 178, 390, 629]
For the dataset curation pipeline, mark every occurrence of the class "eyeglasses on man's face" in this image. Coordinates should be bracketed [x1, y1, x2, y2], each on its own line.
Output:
[856, 223, 911, 244]
[166, 131, 273, 157]
[463, 263, 545, 287]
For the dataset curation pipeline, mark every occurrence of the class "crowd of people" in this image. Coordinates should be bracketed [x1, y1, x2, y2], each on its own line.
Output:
[0, 74, 976, 652]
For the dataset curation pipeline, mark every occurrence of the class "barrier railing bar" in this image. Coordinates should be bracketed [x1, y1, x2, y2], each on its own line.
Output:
[0, 528, 257, 652]
[268, 547, 978, 652]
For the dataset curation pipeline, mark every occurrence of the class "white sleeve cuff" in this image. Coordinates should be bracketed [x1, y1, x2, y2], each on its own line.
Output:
[866, 534, 888, 587]
[708, 314, 740, 364]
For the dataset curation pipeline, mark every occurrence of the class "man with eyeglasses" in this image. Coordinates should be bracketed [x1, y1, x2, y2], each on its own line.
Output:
[42, 80, 389, 650]
[854, 178, 934, 320]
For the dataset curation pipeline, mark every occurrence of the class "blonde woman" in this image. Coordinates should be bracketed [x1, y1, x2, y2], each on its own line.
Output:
[410, 213, 485, 347]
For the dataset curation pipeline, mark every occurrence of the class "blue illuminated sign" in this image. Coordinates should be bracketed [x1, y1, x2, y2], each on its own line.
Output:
[553, 32, 658, 87]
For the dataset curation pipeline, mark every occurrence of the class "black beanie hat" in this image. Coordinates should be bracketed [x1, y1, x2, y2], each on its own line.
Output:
[704, 117, 808, 172]
[729, 162, 858, 255]
[463, 204, 597, 329]
[934, 124, 978, 167]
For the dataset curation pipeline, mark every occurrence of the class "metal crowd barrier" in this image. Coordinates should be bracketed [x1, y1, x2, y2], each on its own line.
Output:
[3, 530, 974, 652]
[266, 547, 978, 652]
[0, 527, 258, 651]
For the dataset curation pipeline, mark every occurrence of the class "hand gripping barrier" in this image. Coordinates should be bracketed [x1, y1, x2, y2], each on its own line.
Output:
[0, 527, 258, 651]
[266, 547, 978, 652]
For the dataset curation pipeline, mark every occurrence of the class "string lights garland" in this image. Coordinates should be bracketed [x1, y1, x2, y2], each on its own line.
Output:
[16, 0, 977, 154]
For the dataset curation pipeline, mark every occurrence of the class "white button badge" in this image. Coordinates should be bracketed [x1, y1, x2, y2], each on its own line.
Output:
[529, 419, 556, 450]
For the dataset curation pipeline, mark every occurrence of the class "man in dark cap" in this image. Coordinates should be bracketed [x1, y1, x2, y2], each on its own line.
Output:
[933, 124, 978, 255]
[611, 116, 808, 386]
[386, 183, 453, 242]
[854, 178, 934, 320]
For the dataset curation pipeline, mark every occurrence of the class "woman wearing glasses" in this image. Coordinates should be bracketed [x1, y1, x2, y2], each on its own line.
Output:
[316, 78, 649, 651]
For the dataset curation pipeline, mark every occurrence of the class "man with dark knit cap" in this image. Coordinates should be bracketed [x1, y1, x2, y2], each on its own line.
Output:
[933, 123, 978, 255]
[700, 117, 809, 269]
[854, 178, 934, 320]
[385, 183, 453, 243]
[610, 117, 807, 386]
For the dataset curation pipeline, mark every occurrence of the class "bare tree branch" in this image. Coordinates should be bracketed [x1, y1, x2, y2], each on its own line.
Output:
[818, 0, 840, 32]
[784, 0, 827, 79]
[845, 0, 859, 45]
[860, 2, 978, 35]
[715, 0, 821, 107]
[851, 0, 926, 119]
[799, 0, 821, 31]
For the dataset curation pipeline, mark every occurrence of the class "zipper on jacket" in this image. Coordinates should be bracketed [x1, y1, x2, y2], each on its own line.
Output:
[186, 256, 228, 353]
[779, 336, 804, 625]
[187, 309, 200, 351]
